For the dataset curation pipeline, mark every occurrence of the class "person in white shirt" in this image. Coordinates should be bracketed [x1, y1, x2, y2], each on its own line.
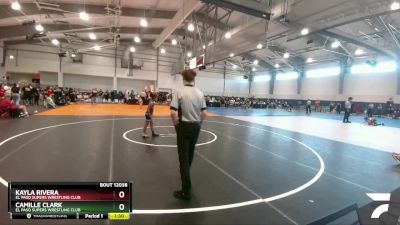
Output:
[306, 99, 312, 115]
[343, 97, 353, 123]
[170, 69, 207, 200]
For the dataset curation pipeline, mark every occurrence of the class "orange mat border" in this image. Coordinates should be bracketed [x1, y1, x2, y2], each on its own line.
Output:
[37, 104, 218, 117]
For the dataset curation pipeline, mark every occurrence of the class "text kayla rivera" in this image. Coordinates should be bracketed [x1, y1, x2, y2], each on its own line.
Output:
[14, 190, 81, 200]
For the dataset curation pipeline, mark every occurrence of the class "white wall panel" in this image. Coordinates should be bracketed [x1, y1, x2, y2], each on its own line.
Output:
[343, 73, 397, 102]
[64, 74, 113, 91]
[225, 79, 250, 97]
[40, 72, 58, 86]
[196, 76, 224, 96]
[301, 76, 339, 100]
[274, 79, 298, 99]
[251, 81, 270, 97]
[6, 56, 59, 73]
[158, 73, 174, 90]
[9, 73, 34, 84]
[117, 78, 154, 92]
[82, 54, 117, 67]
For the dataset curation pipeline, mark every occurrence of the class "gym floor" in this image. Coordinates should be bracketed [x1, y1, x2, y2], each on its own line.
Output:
[0, 104, 399, 225]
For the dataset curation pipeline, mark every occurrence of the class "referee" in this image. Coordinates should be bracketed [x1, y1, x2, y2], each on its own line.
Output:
[170, 69, 207, 200]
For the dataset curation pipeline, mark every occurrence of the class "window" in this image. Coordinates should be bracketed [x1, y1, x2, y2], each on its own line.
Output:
[306, 67, 340, 78]
[276, 72, 299, 80]
[351, 61, 397, 74]
[253, 75, 271, 82]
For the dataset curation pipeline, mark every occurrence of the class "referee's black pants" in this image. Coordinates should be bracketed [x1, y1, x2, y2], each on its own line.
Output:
[367, 109, 373, 118]
[175, 121, 201, 193]
[343, 109, 351, 122]
[306, 105, 311, 114]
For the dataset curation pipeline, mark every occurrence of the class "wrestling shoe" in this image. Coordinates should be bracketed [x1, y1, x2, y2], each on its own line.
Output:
[173, 190, 191, 200]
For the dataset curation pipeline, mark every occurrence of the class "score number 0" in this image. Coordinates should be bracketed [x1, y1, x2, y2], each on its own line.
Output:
[119, 191, 125, 211]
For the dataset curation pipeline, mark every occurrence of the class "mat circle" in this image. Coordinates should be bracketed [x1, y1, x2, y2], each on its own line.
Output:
[0, 118, 325, 215]
[123, 126, 217, 148]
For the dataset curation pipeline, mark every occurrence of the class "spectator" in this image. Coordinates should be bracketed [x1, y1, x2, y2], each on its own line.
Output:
[32, 86, 39, 106]
[91, 88, 98, 104]
[118, 90, 124, 103]
[11, 83, 20, 105]
[104, 90, 110, 103]
[0, 88, 28, 118]
[306, 99, 312, 115]
[23, 84, 32, 106]
[387, 98, 394, 116]
[45, 94, 56, 109]
[47, 87, 53, 97]
[377, 104, 383, 117]
[343, 97, 353, 123]
[329, 102, 335, 113]
[336, 102, 342, 114]
[367, 103, 374, 118]
[315, 99, 321, 112]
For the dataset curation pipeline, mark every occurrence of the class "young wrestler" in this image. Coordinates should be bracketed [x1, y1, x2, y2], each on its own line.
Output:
[142, 92, 159, 138]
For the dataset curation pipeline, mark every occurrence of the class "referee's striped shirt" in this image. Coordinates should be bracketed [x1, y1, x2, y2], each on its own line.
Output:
[170, 84, 207, 122]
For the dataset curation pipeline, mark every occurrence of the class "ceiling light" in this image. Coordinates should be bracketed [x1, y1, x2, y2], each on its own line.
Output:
[224, 32, 231, 39]
[257, 43, 262, 49]
[202, 44, 206, 49]
[187, 52, 192, 57]
[188, 23, 195, 32]
[275, 63, 280, 68]
[134, 36, 141, 43]
[253, 59, 258, 65]
[140, 18, 148, 27]
[9, 55, 14, 59]
[171, 39, 177, 45]
[391, 2, 400, 10]
[11, 1, 21, 10]
[71, 53, 76, 58]
[79, 11, 89, 21]
[89, 33, 96, 40]
[51, 39, 59, 45]
[35, 24, 44, 32]
[283, 52, 290, 58]
[252, 68, 256, 72]
[93, 45, 101, 51]
[230, 53, 234, 57]
[355, 49, 365, 55]
[232, 65, 237, 69]
[301, 28, 309, 35]
[306, 57, 314, 63]
[331, 40, 340, 48]
[130, 47, 136, 52]
[160, 48, 166, 54]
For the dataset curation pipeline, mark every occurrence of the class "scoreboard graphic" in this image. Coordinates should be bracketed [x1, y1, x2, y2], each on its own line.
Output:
[8, 182, 132, 220]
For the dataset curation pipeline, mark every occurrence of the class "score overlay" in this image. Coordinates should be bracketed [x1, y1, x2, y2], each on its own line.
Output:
[8, 182, 132, 220]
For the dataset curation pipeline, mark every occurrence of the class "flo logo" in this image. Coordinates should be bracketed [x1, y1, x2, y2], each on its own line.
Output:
[366, 193, 391, 219]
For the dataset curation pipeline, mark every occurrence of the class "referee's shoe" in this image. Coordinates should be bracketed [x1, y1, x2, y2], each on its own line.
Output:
[173, 190, 191, 200]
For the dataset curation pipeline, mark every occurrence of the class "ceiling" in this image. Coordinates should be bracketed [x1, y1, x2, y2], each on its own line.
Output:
[1, 0, 400, 73]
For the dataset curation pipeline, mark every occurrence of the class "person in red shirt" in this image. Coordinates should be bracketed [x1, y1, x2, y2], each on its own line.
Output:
[47, 87, 53, 97]
[142, 92, 159, 138]
[0, 89, 28, 118]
